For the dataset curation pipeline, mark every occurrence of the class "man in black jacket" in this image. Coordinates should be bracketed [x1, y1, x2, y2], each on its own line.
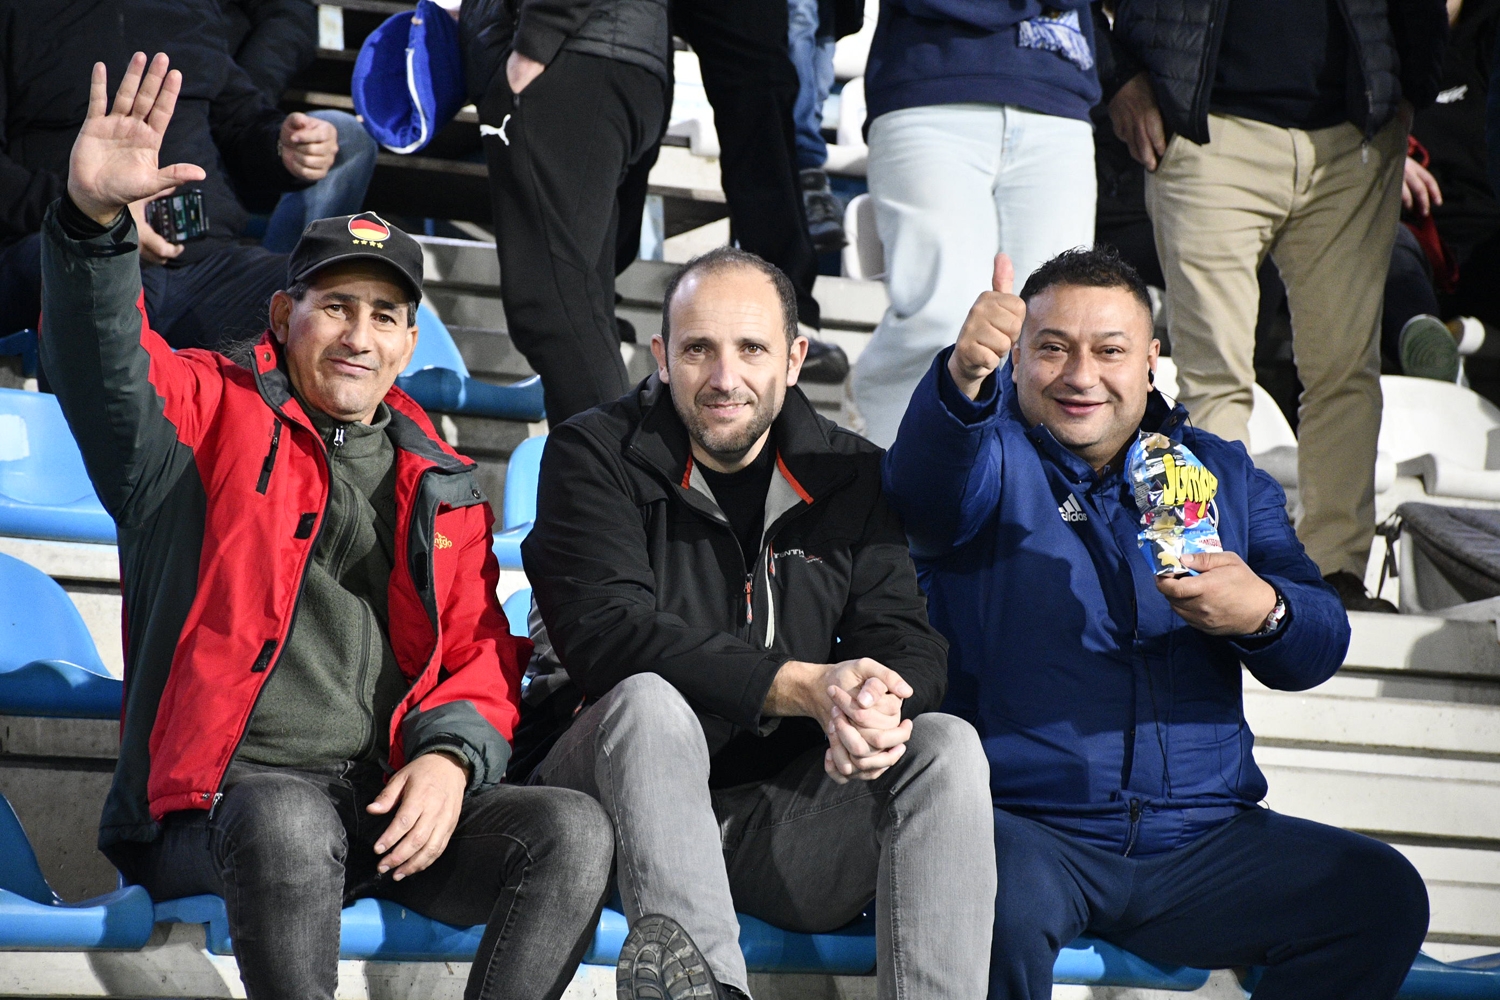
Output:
[518, 247, 996, 1000]
[0, 0, 357, 351]
[1103, 0, 1447, 612]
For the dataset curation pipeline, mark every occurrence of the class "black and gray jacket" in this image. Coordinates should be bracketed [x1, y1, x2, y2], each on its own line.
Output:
[1105, 0, 1448, 143]
[458, 0, 669, 103]
[514, 376, 949, 786]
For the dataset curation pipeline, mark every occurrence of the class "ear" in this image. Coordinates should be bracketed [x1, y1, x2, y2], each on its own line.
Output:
[650, 334, 669, 383]
[397, 316, 419, 374]
[269, 290, 294, 346]
[785, 334, 809, 388]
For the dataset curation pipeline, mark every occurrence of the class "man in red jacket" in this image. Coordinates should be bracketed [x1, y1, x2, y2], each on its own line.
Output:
[39, 53, 613, 1000]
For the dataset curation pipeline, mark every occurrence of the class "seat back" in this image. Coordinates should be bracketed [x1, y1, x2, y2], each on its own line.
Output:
[0, 552, 108, 676]
[0, 388, 115, 543]
[402, 302, 470, 379]
[1379, 375, 1500, 467]
[842, 193, 884, 281]
[503, 435, 547, 530]
[0, 793, 60, 905]
[501, 587, 532, 638]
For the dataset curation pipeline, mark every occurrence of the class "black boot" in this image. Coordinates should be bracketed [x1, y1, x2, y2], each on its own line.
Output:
[617, 913, 747, 1000]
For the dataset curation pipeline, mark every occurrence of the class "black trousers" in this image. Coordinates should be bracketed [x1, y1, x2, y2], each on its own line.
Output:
[108, 759, 614, 1000]
[482, 50, 666, 424]
[991, 806, 1430, 1000]
[675, 0, 821, 329]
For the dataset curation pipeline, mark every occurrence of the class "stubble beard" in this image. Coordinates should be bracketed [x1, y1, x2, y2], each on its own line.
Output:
[676, 387, 779, 466]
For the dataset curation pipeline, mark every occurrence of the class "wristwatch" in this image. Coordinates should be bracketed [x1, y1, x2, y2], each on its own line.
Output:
[1250, 591, 1288, 637]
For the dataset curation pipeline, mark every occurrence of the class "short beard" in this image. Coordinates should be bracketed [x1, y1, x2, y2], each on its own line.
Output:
[673, 384, 780, 467]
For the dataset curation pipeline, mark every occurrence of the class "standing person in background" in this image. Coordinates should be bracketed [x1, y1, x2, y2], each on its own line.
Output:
[786, 0, 860, 254]
[1105, 0, 1447, 612]
[673, 0, 850, 384]
[467, 0, 670, 425]
[850, 0, 1100, 448]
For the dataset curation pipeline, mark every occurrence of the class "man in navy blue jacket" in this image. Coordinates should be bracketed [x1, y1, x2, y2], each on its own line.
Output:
[884, 246, 1429, 1000]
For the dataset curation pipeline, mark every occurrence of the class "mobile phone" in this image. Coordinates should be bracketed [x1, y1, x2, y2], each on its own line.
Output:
[144, 190, 209, 243]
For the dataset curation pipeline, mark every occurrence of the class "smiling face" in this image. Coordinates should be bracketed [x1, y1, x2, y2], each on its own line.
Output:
[270, 261, 418, 424]
[1012, 283, 1159, 471]
[651, 266, 808, 472]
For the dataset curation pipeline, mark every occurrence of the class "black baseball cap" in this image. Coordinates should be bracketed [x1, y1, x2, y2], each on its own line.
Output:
[287, 212, 423, 304]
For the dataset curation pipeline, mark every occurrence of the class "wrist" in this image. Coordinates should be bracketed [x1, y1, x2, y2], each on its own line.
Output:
[65, 187, 126, 228]
[1246, 588, 1286, 637]
[764, 659, 820, 718]
[946, 354, 985, 401]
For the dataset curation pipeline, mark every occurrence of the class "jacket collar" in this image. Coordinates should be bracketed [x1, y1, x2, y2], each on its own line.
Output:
[999, 362, 1189, 485]
[625, 373, 850, 504]
[248, 331, 471, 473]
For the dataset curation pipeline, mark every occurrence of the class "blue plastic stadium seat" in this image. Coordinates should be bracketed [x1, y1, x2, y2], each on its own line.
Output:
[396, 304, 545, 421]
[492, 433, 545, 570]
[502, 588, 531, 638]
[0, 387, 115, 543]
[0, 552, 121, 719]
[0, 793, 153, 950]
[144, 892, 1500, 992]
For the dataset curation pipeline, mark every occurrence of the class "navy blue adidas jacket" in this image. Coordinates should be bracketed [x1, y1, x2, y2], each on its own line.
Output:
[884, 350, 1350, 857]
[864, 0, 1101, 125]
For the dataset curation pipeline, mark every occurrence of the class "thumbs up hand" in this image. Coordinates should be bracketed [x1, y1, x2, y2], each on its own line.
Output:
[947, 252, 1026, 401]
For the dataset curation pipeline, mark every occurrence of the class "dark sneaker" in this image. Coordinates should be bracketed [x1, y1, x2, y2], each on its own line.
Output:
[800, 336, 851, 384]
[617, 913, 730, 1000]
[1399, 315, 1460, 382]
[800, 168, 847, 253]
[1324, 570, 1397, 613]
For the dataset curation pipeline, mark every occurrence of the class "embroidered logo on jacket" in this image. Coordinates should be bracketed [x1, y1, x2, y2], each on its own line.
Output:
[1058, 494, 1088, 523]
[434, 532, 453, 550]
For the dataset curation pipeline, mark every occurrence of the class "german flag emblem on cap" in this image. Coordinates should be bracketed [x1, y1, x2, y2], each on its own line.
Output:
[348, 213, 391, 243]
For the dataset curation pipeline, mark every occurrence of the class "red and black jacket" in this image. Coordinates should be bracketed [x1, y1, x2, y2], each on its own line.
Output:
[38, 204, 529, 848]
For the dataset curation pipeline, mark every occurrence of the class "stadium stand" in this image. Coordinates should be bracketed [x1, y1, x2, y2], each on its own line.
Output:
[1, 0, 1497, 994]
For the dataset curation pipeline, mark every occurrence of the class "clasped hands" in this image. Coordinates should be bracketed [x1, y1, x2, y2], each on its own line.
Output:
[765, 657, 914, 785]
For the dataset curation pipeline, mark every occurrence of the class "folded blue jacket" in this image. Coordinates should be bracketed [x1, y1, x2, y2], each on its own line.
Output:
[883, 350, 1350, 857]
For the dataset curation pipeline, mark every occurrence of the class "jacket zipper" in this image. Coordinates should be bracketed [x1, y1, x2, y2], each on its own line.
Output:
[208, 420, 338, 818]
[743, 573, 754, 626]
[255, 421, 282, 494]
[1123, 798, 1143, 857]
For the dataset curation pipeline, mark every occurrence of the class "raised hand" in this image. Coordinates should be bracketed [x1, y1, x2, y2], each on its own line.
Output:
[67, 53, 206, 226]
[948, 251, 1026, 401]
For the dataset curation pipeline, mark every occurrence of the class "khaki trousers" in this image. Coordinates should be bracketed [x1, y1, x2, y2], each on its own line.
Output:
[1145, 113, 1405, 578]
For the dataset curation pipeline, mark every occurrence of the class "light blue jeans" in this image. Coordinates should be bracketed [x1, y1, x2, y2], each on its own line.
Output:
[852, 103, 1097, 446]
[262, 110, 379, 253]
[788, 0, 835, 171]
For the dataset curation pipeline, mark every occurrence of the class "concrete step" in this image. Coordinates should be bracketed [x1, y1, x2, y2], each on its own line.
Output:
[1258, 745, 1500, 843]
[1244, 682, 1500, 756]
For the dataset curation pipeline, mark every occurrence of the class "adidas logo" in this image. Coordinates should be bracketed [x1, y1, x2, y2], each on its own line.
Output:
[1058, 494, 1088, 523]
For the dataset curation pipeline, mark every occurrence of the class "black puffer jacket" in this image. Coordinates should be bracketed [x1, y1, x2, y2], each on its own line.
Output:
[1106, 0, 1448, 143]
[458, 0, 669, 104]
[516, 376, 949, 787]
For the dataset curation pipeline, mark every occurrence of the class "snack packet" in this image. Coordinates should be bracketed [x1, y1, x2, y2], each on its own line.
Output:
[1126, 432, 1223, 576]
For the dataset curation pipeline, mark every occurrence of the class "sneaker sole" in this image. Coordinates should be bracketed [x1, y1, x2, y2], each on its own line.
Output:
[1400, 318, 1461, 382]
[617, 913, 718, 1000]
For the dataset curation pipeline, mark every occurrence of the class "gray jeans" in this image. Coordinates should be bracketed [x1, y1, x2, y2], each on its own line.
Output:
[533, 673, 996, 999]
[109, 759, 615, 1000]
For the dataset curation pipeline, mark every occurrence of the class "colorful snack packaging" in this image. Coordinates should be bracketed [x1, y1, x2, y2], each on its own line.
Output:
[1126, 432, 1223, 576]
